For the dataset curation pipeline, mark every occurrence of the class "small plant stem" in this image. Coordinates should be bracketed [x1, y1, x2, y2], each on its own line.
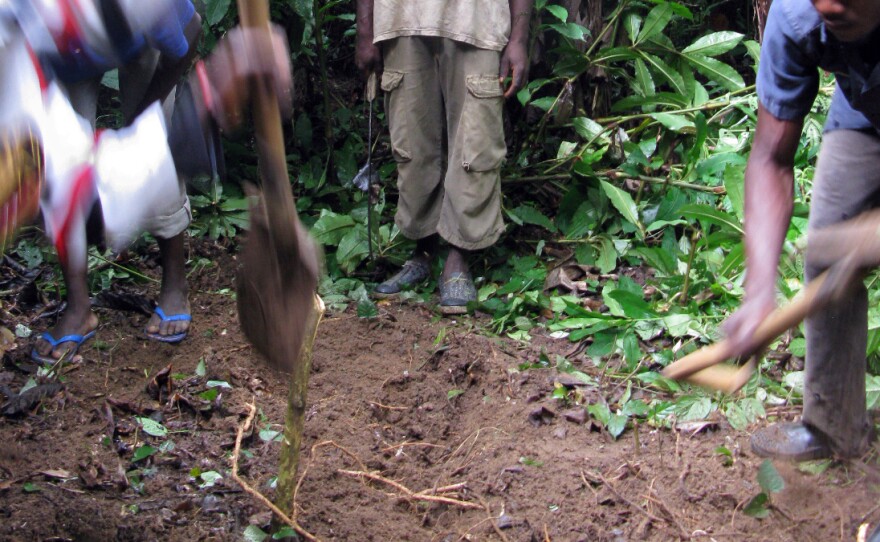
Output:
[275, 295, 325, 520]
[583, 0, 630, 59]
[231, 401, 318, 541]
[633, 420, 640, 456]
[680, 229, 699, 306]
[88, 253, 158, 283]
[503, 171, 725, 194]
[593, 86, 756, 125]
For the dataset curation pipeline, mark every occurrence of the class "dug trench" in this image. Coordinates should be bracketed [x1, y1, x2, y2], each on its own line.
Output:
[0, 239, 879, 541]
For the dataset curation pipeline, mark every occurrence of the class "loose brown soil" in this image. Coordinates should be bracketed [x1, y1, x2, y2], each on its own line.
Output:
[1, 240, 879, 541]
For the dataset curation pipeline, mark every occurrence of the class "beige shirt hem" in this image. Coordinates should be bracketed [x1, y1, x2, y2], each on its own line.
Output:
[373, 29, 507, 52]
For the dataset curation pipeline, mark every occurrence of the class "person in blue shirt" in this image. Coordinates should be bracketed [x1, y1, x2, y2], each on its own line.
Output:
[724, 0, 880, 461]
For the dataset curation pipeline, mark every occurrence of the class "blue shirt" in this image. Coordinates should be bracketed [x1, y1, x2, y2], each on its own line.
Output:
[758, 0, 880, 132]
[36, 0, 196, 83]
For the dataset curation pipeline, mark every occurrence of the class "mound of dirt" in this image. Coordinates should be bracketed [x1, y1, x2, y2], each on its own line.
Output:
[1, 241, 879, 541]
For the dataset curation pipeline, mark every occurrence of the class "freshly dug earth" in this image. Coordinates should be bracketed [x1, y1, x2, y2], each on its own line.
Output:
[1, 240, 879, 541]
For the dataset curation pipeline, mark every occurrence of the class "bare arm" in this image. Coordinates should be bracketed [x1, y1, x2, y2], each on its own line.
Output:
[500, 0, 532, 98]
[723, 103, 802, 354]
[355, 0, 381, 78]
[128, 12, 203, 123]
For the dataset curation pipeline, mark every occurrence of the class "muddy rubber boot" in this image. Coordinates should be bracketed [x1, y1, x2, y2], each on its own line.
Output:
[374, 259, 430, 297]
[750, 422, 832, 461]
[438, 271, 476, 315]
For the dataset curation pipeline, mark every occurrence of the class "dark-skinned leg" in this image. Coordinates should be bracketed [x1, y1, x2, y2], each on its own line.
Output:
[441, 246, 469, 282]
[412, 235, 438, 267]
[33, 259, 99, 361]
[145, 233, 190, 338]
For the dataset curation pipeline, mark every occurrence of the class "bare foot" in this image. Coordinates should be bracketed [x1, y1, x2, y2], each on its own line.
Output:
[33, 310, 99, 362]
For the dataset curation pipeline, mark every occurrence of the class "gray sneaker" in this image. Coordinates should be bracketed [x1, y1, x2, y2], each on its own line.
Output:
[374, 259, 431, 297]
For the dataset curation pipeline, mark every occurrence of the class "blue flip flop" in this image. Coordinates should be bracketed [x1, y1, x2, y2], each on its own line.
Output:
[145, 307, 191, 344]
[31, 330, 96, 365]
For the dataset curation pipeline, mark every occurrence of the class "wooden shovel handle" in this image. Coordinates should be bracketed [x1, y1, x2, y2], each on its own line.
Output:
[662, 271, 829, 381]
[235, 0, 302, 266]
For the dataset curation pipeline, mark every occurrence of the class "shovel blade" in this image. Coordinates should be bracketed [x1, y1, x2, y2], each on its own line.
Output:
[236, 190, 322, 372]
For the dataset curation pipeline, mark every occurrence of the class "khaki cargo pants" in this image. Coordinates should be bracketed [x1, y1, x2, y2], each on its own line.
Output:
[381, 36, 506, 250]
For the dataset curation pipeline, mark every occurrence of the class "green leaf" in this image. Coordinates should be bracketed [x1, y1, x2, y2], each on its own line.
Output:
[612, 92, 689, 112]
[683, 54, 745, 91]
[22, 482, 40, 493]
[259, 428, 284, 442]
[680, 204, 743, 234]
[757, 460, 785, 494]
[600, 181, 641, 232]
[606, 290, 656, 319]
[195, 358, 207, 377]
[638, 52, 687, 96]
[723, 164, 745, 220]
[20, 378, 37, 394]
[529, 96, 558, 112]
[336, 227, 370, 274]
[682, 31, 744, 57]
[510, 205, 557, 232]
[724, 402, 749, 431]
[357, 298, 379, 318]
[607, 413, 628, 439]
[546, 5, 568, 22]
[447, 389, 465, 400]
[743, 492, 770, 518]
[867, 375, 880, 410]
[653, 113, 695, 133]
[572, 117, 606, 142]
[593, 46, 638, 63]
[587, 403, 611, 426]
[796, 460, 832, 476]
[243, 525, 269, 542]
[137, 417, 168, 438]
[623, 13, 642, 44]
[633, 58, 655, 97]
[548, 22, 589, 41]
[132, 445, 157, 463]
[272, 527, 300, 539]
[198, 388, 218, 401]
[636, 2, 674, 44]
[311, 211, 355, 245]
[595, 236, 618, 274]
[205, 0, 232, 25]
[199, 470, 223, 488]
[628, 247, 675, 275]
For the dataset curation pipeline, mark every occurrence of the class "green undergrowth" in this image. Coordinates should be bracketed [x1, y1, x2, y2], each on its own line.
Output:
[6, 0, 880, 469]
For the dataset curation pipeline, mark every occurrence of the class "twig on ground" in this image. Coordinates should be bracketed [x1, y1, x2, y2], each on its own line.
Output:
[380, 441, 447, 454]
[476, 495, 511, 542]
[678, 461, 693, 500]
[293, 439, 369, 519]
[368, 400, 408, 411]
[647, 487, 691, 540]
[231, 401, 318, 541]
[592, 470, 689, 540]
[337, 469, 482, 509]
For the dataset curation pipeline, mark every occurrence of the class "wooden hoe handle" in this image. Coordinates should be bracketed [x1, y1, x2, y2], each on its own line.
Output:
[661, 271, 830, 385]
